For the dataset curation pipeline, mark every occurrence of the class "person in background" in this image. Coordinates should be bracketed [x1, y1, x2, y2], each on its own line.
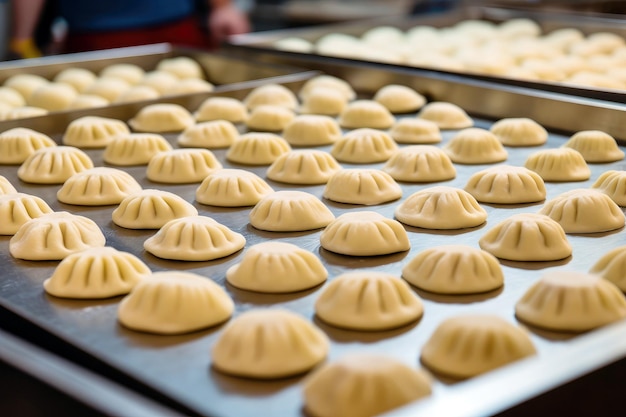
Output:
[10, 0, 250, 58]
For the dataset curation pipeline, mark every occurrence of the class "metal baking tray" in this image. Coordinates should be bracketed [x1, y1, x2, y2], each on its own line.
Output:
[226, 5, 626, 101]
[2, 78, 626, 417]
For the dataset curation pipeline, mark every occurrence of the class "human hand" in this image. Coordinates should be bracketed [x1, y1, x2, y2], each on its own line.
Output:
[209, 4, 251, 45]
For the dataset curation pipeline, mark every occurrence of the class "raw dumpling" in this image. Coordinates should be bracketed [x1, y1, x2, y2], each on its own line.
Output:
[164, 78, 214, 96]
[113, 85, 160, 103]
[490, 118, 548, 147]
[298, 75, 356, 101]
[112, 189, 198, 229]
[524, 148, 590, 181]
[156, 56, 204, 79]
[0, 128, 56, 164]
[44, 247, 150, 299]
[226, 132, 291, 165]
[315, 271, 423, 330]
[177, 120, 239, 148]
[100, 63, 145, 85]
[274, 37, 314, 52]
[417, 101, 473, 129]
[138, 71, 179, 94]
[62, 116, 129, 148]
[320, 211, 410, 256]
[323, 169, 402, 205]
[226, 241, 327, 292]
[194, 97, 248, 123]
[267, 150, 341, 185]
[592, 170, 626, 206]
[395, 186, 486, 229]
[0, 86, 25, 107]
[0, 193, 53, 235]
[389, 118, 442, 144]
[57, 167, 142, 206]
[84, 77, 131, 102]
[103, 133, 172, 166]
[373, 84, 426, 113]
[299, 87, 348, 116]
[0, 175, 17, 195]
[4, 74, 48, 99]
[27, 83, 77, 111]
[590, 245, 626, 291]
[249, 190, 334, 232]
[196, 169, 273, 207]
[282, 115, 341, 146]
[129, 103, 194, 132]
[0, 106, 48, 121]
[465, 165, 546, 204]
[339, 100, 395, 129]
[53, 68, 97, 93]
[18, 146, 94, 184]
[243, 84, 298, 110]
[144, 216, 245, 261]
[562, 130, 624, 163]
[382, 145, 456, 182]
[331, 128, 397, 163]
[444, 128, 508, 164]
[10, 212, 106, 260]
[245, 104, 295, 131]
[146, 148, 222, 184]
[67, 94, 109, 110]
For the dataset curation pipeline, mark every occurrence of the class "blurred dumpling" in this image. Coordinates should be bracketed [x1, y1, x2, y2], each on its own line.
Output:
[267, 150, 341, 185]
[283, 115, 341, 146]
[389, 118, 441, 144]
[53, 68, 97, 93]
[490, 118, 547, 147]
[84, 77, 131, 102]
[67, 94, 109, 110]
[417, 101, 473, 129]
[274, 37, 314, 53]
[4, 74, 48, 99]
[465, 165, 546, 204]
[323, 169, 402, 205]
[177, 120, 239, 148]
[194, 97, 248, 123]
[18, 146, 93, 184]
[444, 128, 508, 164]
[100, 63, 145, 85]
[383, 145, 456, 183]
[0, 106, 48, 121]
[0, 86, 26, 108]
[298, 75, 356, 101]
[331, 128, 397, 163]
[113, 85, 160, 103]
[0, 193, 53, 235]
[244, 84, 298, 110]
[525, 148, 590, 181]
[0, 128, 56, 164]
[129, 103, 194, 132]
[103, 133, 172, 166]
[226, 132, 290, 165]
[562, 130, 624, 163]
[57, 167, 142, 206]
[138, 71, 179, 95]
[112, 189, 198, 229]
[27, 83, 77, 112]
[592, 170, 626, 206]
[339, 100, 395, 129]
[245, 104, 295, 131]
[249, 190, 334, 232]
[164, 78, 214, 96]
[0, 175, 17, 195]
[156, 56, 204, 79]
[196, 169, 273, 207]
[62, 116, 129, 148]
[146, 148, 222, 184]
[373, 84, 426, 113]
[299, 87, 348, 116]
[590, 245, 626, 291]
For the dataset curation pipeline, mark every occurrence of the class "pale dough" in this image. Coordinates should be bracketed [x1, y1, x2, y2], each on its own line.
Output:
[226, 132, 291, 165]
[331, 128, 397, 163]
[194, 97, 248, 123]
[323, 169, 402, 205]
[444, 128, 508, 164]
[389, 118, 441, 144]
[103, 133, 172, 166]
[464, 165, 546, 204]
[62, 116, 130, 148]
[112, 189, 198, 229]
[196, 169, 273, 207]
[490, 117, 547, 147]
[0, 193, 53, 235]
[0, 127, 56, 164]
[18, 146, 94, 184]
[373, 84, 426, 113]
[417, 102, 473, 129]
[339, 100, 395, 129]
[562, 130, 624, 163]
[129, 103, 195, 132]
[177, 120, 239, 148]
[524, 148, 591, 181]
[146, 148, 222, 184]
[282, 115, 341, 146]
[249, 190, 334, 232]
[267, 150, 341, 185]
[383, 145, 456, 182]
[57, 167, 142, 206]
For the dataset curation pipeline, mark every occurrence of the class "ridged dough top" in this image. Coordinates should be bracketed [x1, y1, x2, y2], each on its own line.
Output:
[113, 85, 159, 104]
[592, 170, 626, 206]
[196, 169, 273, 207]
[129, 103, 195, 132]
[0, 175, 17, 195]
[249, 190, 334, 232]
[18, 146, 94, 184]
[389, 118, 442, 144]
[323, 169, 402, 205]
[53, 68, 97, 93]
[194, 97, 248, 123]
[339, 100, 395, 129]
[590, 245, 626, 292]
[226, 132, 291, 165]
[383, 145, 456, 183]
[27, 83, 78, 112]
[283, 115, 341, 146]
[84, 77, 131, 102]
[57, 167, 142, 206]
[146, 148, 222, 184]
[103, 133, 172, 166]
[465, 165, 546, 204]
[490, 117, 548, 147]
[62, 116, 130, 148]
[444, 128, 508, 164]
[267, 150, 341, 185]
[0, 106, 48, 121]
[112, 189, 198, 229]
[331, 128, 397, 163]
[177, 120, 239, 148]
[245, 105, 295, 132]
[243, 84, 298, 110]
[0, 192, 53, 235]
[562, 130, 625, 163]
[0, 127, 56, 164]
[100, 63, 145, 85]
[524, 148, 590, 181]
[138, 71, 178, 95]
[298, 75, 356, 101]
[373, 84, 426, 113]
[299, 87, 348, 116]
[156, 56, 204, 79]
[417, 101, 473, 129]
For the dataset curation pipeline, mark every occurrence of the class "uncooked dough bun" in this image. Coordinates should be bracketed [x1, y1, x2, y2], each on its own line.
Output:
[226, 132, 291, 165]
[444, 128, 508, 164]
[539, 189, 625, 233]
[84, 77, 131, 102]
[62, 116, 129, 148]
[465, 165, 546, 204]
[320, 211, 410, 256]
[138, 71, 178, 94]
[100, 63, 145, 85]
[516, 270, 626, 332]
[0, 175, 17, 195]
[211, 309, 329, 379]
[67, 94, 109, 110]
[146, 148, 222, 184]
[389, 118, 442, 144]
[524, 148, 590, 181]
[18, 146, 93, 184]
[157, 56, 204, 79]
[144, 216, 245, 261]
[112, 189, 198, 229]
[373, 84, 426, 113]
[0, 106, 48, 121]
[267, 150, 341, 185]
[323, 169, 402, 205]
[421, 315, 536, 379]
[245, 104, 295, 131]
[243, 84, 298, 110]
[10, 212, 106, 260]
[299, 87, 348, 116]
[0, 193, 53, 235]
[490, 118, 548, 147]
[417, 102, 473, 129]
[562, 130, 625, 163]
[129, 103, 195, 132]
[57, 167, 142, 206]
[118, 271, 233, 335]
[4, 74, 48, 99]
[283, 115, 341, 146]
[383, 145, 456, 183]
[593, 170, 626, 206]
[113, 85, 160, 103]
[249, 191, 334, 232]
[0, 128, 56, 164]
[164, 78, 214, 96]
[226, 241, 327, 293]
[339, 100, 395, 129]
[0, 86, 25, 107]
[103, 133, 172, 166]
[44, 247, 150, 299]
[53, 68, 97, 93]
[402, 245, 503, 294]
[479, 213, 572, 261]
[177, 120, 239, 148]
[315, 271, 423, 330]
[196, 169, 273, 207]
[194, 97, 248, 123]
[304, 354, 432, 417]
[331, 128, 397, 163]
[395, 186, 486, 229]
[298, 75, 356, 101]
[590, 245, 626, 291]
[27, 83, 77, 111]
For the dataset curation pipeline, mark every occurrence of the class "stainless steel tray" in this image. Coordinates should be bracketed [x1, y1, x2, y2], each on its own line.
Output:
[2, 79, 626, 417]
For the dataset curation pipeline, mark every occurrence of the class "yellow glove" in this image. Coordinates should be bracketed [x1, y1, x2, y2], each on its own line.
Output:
[10, 38, 42, 59]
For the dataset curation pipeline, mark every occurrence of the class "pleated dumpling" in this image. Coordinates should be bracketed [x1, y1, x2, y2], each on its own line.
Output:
[479, 213, 572, 261]
[417, 101, 473, 129]
[539, 189, 625, 233]
[282, 115, 341, 146]
[100, 63, 145, 85]
[320, 211, 410, 256]
[27, 83, 77, 111]
[421, 315, 536, 379]
[339, 100, 395, 129]
[331, 128, 397, 163]
[156, 56, 204, 79]
[304, 354, 432, 417]
[562, 130, 625, 163]
[18, 146, 94, 184]
[129, 103, 195, 132]
[315, 271, 423, 330]
[402, 245, 503, 294]
[593, 170, 626, 206]
[112, 189, 198, 229]
[516, 271, 626, 332]
[54, 68, 97, 93]
[113, 85, 159, 103]
[267, 150, 341, 185]
[57, 167, 142, 206]
[490, 117, 548, 146]
[395, 186, 487, 229]
[226, 241, 327, 292]
[524, 148, 590, 181]
[299, 87, 348, 116]
[389, 118, 442, 144]
[62, 116, 129, 148]
[373, 84, 426, 113]
[383, 145, 456, 183]
[144, 216, 245, 261]
[0, 128, 56, 164]
[118, 271, 234, 335]
[10, 212, 106, 260]
[0, 175, 17, 195]
[165, 78, 214, 96]
[177, 120, 239, 148]
[194, 97, 248, 123]
[323, 169, 402, 205]
[249, 191, 334, 232]
[138, 71, 178, 95]
[298, 75, 356, 101]
[0, 193, 53, 235]
[226, 132, 291, 165]
[444, 128, 508, 164]
[146, 148, 222, 184]
[211, 309, 328, 379]
[0, 106, 48, 121]
[103, 133, 172, 166]
[465, 165, 546, 204]
[196, 169, 273, 207]
[590, 245, 626, 291]
[44, 247, 150, 299]
[84, 77, 131, 102]
[243, 84, 298, 110]
[245, 105, 295, 131]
